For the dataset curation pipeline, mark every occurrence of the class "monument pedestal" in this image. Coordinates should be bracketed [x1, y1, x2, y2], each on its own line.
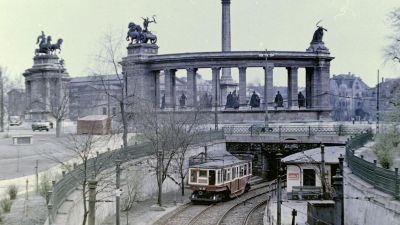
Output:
[307, 41, 330, 53]
[23, 54, 70, 121]
[123, 43, 159, 106]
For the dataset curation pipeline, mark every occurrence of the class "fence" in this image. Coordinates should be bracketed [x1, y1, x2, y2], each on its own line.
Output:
[346, 129, 400, 199]
[46, 130, 224, 224]
[223, 124, 369, 137]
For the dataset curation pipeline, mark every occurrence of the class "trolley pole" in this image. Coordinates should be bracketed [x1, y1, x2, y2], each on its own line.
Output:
[276, 153, 283, 225]
[115, 160, 122, 225]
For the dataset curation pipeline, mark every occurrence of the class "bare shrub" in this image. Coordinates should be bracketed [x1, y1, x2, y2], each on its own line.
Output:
[0, 198, 11, 213]
[7, 185, 18, 200]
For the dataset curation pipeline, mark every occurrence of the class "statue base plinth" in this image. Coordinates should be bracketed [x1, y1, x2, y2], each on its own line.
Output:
[33, 54, 60, 66]
[306, 42, 330, 53]
[127, 43, 159, 56]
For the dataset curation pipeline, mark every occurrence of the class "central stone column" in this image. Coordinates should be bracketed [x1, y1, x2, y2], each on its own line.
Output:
[220, 0, 237, 102]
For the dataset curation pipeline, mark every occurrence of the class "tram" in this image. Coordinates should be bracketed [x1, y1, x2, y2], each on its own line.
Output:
[188, 152, 252, 202]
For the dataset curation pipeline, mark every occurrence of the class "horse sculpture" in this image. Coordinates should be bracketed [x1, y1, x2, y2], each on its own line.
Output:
[126, 22, 142, 44]
[49, 39, 63, 54]
[34, 32, 63, 55]
[126, 20, 157, 44]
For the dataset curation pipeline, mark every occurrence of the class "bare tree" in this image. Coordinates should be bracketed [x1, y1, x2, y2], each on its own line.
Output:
[91, 31, 133, 149]
[385, 7, 400, 64]
[49, 86, 70, 138]
[172, 111, 204, 196]
[121, 167, 144, 211]
[134, 102, 204, 206]
[0, 66, 24, 132]
[41, 131, 117, 225]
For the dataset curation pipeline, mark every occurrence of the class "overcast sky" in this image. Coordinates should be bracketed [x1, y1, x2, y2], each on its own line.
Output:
[0, 0, 399, 87]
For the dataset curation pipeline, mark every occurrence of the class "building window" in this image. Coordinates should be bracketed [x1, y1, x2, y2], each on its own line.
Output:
[102, 107, 107, 115]
[112, 107, 117, 116]
[303, 169, 316, 186]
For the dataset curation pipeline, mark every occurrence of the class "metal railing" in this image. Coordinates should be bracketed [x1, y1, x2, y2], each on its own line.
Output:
[46, 130, 224, 224]
[222, 124, 369, 137]
[346, 129, 400, 199]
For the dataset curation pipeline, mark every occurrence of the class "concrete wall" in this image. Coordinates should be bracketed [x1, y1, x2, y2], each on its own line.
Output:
[344, 167, 400, 225]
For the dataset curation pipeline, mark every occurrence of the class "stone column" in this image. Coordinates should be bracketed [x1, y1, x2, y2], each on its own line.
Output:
[221, 0, 231, 52]
[154, 71, 161, 108]
[287, 67, 298, 109]
[318, 61, 331, 110]
[238, 66, 247, 106]
[186, 68, 198, 107]
[263, 64, 274, 109]
[164, 69, 177, 109]
[220, 0, 236, 93]
[45, 78, 51, 111]
[25, 81, 31, 110]
[311, 66, 321, 108]
[305, 67, 313, 108]
[212, 67, 221, 109]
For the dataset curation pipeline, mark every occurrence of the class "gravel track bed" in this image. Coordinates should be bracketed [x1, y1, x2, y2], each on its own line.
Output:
[154, 181, 272, 225]
[244, 201, 267, 225]
[189, 185, 269, 225]
[217, 193, 268, 225]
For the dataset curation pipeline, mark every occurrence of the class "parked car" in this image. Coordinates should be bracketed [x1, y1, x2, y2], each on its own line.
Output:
[32, 121, 50, 132]
[9, 116, 22, 126]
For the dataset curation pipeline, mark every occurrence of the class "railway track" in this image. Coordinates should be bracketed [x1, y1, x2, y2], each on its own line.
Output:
[216, 182, 277, 225]
[154, 180, 280, 225]
[243, 200, 268, 225]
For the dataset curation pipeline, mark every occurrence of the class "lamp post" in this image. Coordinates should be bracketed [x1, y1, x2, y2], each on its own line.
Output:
[276, 152, 283, 225]
[262, 49, 274, 128]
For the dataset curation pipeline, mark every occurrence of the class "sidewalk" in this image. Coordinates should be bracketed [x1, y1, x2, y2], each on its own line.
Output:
[101, 189, 192, 225]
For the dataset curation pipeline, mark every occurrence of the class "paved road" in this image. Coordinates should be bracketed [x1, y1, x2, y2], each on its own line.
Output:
[0, 122, 121, 180]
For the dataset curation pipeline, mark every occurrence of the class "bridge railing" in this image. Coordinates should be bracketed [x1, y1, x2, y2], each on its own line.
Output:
[46, 130, 224, 224]
[222, 124, 368, 137]
[346, 130, 400, 199]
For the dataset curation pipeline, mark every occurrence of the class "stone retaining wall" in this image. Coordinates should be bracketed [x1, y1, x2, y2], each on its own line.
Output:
[49, 140, 226, 225]
[344, 167, 400, 225]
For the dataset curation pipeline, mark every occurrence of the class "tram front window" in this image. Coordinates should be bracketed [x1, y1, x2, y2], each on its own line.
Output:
[209, 170, 215, 185]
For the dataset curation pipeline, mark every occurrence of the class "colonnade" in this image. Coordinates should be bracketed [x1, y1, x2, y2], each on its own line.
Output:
[152, 64, 328, 110]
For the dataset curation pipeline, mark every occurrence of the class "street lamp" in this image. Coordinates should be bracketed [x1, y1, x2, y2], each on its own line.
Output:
[260, 49, 274, 128]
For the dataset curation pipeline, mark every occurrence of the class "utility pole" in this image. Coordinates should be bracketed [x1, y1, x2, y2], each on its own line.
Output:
[263, 50, 274, 128]
[0, 67, 4, 133]
[115, 160, 122, 225]
[276, 152, 283, 225]
[35, 160, 39, 194]
[376, 70, 380, 134]
[88, 179, 98, 225]
[320, 143, 327, 198]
